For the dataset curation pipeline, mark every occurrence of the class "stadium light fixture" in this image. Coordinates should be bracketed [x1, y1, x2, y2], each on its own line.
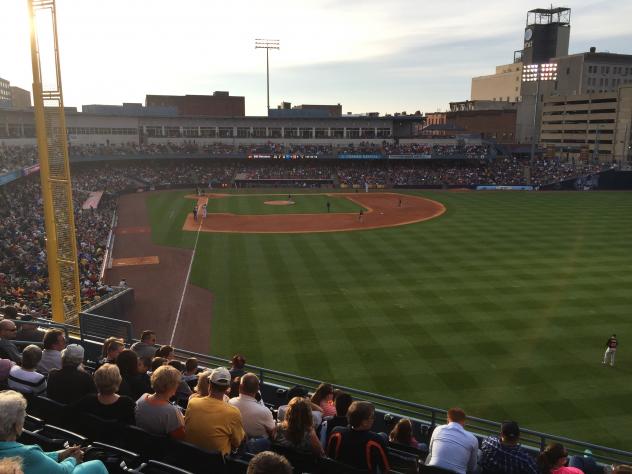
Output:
[522, 63, 558, 164]
[255, 39, 280, 113]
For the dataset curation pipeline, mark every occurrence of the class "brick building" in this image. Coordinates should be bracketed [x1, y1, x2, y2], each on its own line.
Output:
[425, 109, 517, 143]
[145, 91, 245, 117]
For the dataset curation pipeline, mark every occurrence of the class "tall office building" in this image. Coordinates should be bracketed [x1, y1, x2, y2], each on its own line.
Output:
[0, 77, 11, 108]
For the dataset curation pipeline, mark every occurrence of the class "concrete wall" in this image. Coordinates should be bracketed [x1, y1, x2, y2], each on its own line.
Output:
[471, 63, 522, 102]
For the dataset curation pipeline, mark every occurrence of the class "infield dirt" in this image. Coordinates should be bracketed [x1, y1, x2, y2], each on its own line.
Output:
[182, 192, 445, 233]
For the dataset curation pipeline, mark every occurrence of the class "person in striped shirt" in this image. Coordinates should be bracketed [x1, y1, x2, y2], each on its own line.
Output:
[8, 345, 46, 396]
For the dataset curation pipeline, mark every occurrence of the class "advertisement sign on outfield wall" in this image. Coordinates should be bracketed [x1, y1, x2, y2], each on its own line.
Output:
[388, 154, 432, 160]
[476, 185, 534, 191]
[247, 154, 318, 160]
[338, 154, 383, 160]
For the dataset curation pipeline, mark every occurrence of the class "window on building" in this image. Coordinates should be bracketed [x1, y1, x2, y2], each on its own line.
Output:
[299, 128, 313, 138]
[218, 127, 233, 137]
[253, 127, 266, 138]
[165, 126, 181, 137]
[269, 128, 282, 138]
[284, 128, 298, 138]
[145, 126, 163, 137]
[183, 127, 199, 137]
[315, 128, 328, 138]
[200, 127, 217, 138]
[237, 127, 250, 138]
[331, 128, 344, 138]
[346, 128, 360, 138]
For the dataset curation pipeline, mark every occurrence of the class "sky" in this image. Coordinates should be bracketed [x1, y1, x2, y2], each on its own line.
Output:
[1, 0, 631, 116]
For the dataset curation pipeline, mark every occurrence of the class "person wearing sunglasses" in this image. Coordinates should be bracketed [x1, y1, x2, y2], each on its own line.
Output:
[0, 320, 21, 364]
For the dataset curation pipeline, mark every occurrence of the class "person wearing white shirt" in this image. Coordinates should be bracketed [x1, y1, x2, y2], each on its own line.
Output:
[229, 373, 275, 454]
[426, 407, 479, 474]
[37, 328, 66, 376]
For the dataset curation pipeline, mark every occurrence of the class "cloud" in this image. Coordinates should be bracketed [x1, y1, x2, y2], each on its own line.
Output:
[1, 0, 630, 115]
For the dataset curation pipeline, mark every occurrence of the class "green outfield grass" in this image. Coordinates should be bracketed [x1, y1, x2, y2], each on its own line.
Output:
[146, 189, 632, 448]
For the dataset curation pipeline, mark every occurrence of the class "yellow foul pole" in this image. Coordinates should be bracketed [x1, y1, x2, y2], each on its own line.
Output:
[27, 0, 82, 326]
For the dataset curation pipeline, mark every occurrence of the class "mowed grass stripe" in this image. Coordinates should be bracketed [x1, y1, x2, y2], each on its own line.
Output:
[249, 234, 336, 378]
[312, 231, 424, 395]
[283, 233, 380, 386]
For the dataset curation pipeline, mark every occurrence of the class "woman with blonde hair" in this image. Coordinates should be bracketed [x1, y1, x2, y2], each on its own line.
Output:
[189, 369, 213, 399]
[135, 365, 185, 439]
[273, 397, 323, 457]
[74, 363, 135, 424]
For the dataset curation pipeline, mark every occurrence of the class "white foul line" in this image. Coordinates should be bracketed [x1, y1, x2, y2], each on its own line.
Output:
[170, 216, 203, 346]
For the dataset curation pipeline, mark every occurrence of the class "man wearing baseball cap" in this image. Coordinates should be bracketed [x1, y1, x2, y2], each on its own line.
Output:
[184, 367, 245, 455]
[480, 421, 538, 474]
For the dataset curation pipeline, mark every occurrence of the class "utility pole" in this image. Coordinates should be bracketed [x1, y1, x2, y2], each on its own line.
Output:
[255, 39, 280, 113]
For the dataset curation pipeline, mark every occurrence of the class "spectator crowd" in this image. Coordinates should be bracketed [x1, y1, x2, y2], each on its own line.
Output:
[0, 325, 623, 473]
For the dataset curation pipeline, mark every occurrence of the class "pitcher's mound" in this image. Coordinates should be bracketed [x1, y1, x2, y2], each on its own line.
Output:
[264, 200, 295, 206]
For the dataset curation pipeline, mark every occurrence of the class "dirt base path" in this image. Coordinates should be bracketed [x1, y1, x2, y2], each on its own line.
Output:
[183, 193, 445, 233]
[105, 192, 213, 353]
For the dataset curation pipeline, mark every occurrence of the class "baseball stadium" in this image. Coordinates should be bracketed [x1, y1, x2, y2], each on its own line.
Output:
[1, 2, 632, 474]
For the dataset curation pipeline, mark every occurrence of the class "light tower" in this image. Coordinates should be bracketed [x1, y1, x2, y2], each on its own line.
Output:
[255, 39, 280, 113]
[27, 0, 82, 326]
[522, 62, 558, 165]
